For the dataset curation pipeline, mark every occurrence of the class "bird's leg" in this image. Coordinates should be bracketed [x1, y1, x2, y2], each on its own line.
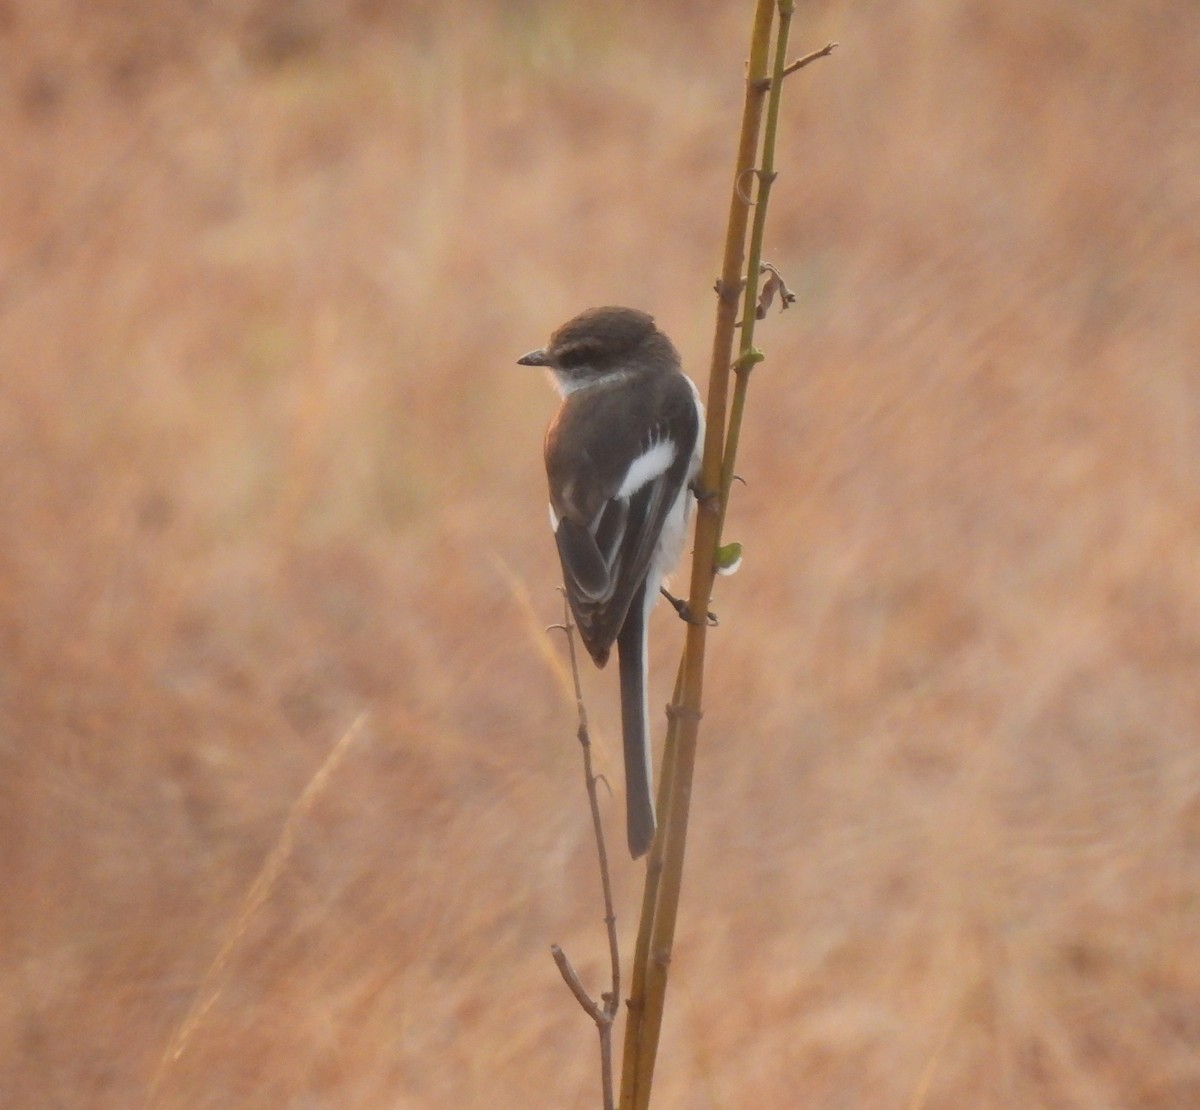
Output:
[690, 480, 720, 514]
[660, 587, 718, 627]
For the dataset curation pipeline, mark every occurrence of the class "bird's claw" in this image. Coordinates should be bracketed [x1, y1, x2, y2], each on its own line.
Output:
[660, 587, 718, 627]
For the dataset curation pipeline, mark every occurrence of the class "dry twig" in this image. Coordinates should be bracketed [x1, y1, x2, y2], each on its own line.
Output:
[549, 591, 622, 1110]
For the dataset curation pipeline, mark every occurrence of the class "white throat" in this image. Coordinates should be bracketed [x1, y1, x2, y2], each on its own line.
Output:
[548, 367, 635, 398]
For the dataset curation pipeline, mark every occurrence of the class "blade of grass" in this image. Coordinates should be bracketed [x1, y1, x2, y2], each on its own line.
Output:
[150, 713, 368, 1101]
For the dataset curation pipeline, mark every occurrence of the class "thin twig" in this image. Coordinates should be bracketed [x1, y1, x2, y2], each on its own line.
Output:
[550, 591, 620, 1110]
[753, 38, 840, 86]
[776, 40, 838, 83]
[551, 944, 606, 1023]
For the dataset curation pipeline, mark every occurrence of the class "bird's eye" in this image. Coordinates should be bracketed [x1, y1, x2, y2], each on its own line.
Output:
[556, 339, 601, 370]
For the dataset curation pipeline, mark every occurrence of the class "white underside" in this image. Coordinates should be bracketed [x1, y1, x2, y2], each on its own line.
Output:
[628, 377, 704, 798]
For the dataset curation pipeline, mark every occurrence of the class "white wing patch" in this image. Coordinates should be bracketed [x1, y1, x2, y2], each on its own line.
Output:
[616, 439, 676, 500]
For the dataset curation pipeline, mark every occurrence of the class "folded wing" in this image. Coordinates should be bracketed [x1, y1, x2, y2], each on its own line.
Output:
[545, 370, 701, 667]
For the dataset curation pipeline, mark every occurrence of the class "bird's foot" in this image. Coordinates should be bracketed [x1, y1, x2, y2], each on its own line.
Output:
[660, 587, 718, 627]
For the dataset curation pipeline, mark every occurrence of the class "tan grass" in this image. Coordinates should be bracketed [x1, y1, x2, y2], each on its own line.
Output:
[2, 1, 1199, 1106]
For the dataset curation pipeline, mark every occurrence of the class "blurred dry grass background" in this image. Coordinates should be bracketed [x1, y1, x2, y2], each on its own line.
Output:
[1, 0, 1199, 1106]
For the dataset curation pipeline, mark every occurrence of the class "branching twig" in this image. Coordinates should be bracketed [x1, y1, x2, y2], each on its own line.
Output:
[551, 944, 607, 1022]
[550, 591, 621, 1110]
[778, 40, 838, 80]
[753, 39, 838, 88]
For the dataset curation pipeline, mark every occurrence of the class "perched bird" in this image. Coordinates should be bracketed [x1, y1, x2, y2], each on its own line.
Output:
[519, 307, 704, 857]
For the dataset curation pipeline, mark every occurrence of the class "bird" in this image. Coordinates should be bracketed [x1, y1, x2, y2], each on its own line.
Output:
[519, 306, 704, 858]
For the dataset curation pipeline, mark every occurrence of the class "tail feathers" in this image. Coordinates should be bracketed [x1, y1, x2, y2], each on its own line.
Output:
[617, 584, 655, 858]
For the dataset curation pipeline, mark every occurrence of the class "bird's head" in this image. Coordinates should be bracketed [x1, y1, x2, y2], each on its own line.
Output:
[518, 306, 677, 394]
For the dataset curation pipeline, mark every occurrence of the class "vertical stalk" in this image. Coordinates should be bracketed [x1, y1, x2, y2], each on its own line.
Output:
[718, 0, 795, 547]
[618, 2, 778, 1107]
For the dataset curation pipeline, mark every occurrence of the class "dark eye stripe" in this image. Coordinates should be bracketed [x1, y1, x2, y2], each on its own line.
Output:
[556, 339, 604, 369]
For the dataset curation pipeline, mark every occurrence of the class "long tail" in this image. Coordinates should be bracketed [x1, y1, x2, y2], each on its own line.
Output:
[617, 582, 656, 858]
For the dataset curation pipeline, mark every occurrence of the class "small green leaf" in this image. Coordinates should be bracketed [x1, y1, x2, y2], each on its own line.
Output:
[715, 542, 743, 576]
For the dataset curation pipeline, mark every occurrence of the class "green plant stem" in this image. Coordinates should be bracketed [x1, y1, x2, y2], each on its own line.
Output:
[618, 2, 779, 1107]
[718, 0, 795, 549]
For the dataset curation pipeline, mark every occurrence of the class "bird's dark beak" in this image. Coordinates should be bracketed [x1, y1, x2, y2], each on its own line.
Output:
[517, 348, 550, 367]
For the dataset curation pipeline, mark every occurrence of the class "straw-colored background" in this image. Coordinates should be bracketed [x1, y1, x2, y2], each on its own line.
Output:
[3, 2, 1198, 1105]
